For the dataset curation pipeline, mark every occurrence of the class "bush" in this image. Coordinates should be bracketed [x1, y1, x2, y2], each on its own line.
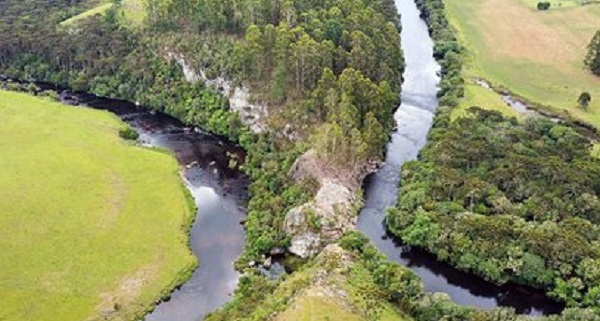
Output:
[537, 2, 551, 10]
[118, 127, 139, 140]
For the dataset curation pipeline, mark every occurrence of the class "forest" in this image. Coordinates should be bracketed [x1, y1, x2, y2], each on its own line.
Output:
[388, 109, 600, 308]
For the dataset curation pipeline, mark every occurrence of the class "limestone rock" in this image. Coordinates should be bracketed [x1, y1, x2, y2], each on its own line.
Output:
[284, 179, 357, 258]
[165, 50, 268, 133]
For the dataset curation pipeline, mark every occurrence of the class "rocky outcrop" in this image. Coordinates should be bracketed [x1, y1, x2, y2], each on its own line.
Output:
[165, 50, 268, 133]
[284, 179, 357, 258]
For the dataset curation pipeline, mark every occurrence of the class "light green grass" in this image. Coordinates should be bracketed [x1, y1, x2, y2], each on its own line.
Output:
[451, 81, 521, 121]
[0, 90, 195, 321]
[121, 0, 146, 26]
[61, 0, 145, 27]
[60, 1, 113, 26]
[592, 142, 600, 157]
[446, 0, 600, 128]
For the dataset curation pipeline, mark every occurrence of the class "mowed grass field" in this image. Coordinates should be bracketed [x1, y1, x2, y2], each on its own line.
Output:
[0, 91, 195, 321]
[446, 0, 600, 126]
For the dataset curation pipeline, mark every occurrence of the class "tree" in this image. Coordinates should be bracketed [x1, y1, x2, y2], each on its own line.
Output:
[578, 92, 591, 109]
[585, 30, 600, 76]
[537, 2, 551, 10]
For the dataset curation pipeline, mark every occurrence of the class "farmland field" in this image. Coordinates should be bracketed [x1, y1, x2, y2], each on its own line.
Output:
[446, 0, 600, 126]
[0, 90, 195, 321]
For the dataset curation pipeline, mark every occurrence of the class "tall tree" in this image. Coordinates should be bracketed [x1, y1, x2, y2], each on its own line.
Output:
[585, 30, 600, 76]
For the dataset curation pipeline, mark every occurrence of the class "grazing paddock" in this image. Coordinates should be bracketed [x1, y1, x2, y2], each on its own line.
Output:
[446, 0, 600, 127]
[0, 91, 195, 321]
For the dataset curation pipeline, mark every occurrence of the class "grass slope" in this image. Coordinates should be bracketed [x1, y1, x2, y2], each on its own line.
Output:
[446, 0, 600, 126]
[0, 91, 195, 321]
[450, 81, 521, 121]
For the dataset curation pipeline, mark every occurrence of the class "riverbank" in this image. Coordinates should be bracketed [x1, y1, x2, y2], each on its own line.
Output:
[0, 89, 197, 321]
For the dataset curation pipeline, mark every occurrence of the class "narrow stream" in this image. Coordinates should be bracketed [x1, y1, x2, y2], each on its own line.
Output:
[31, 85, 249, 321]
[357, 0, 562, 315]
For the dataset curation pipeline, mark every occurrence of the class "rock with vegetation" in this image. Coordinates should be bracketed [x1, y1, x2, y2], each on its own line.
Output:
[284, 179, 356, 258]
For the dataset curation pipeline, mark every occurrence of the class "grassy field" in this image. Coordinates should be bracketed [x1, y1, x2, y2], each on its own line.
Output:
[446, 0, 600, 127]
[450, 81, 522, 120]
[61, 0, 146, 26]
[0, 91, 195, 321]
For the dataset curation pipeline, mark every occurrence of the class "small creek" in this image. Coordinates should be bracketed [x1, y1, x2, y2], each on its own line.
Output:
[357, 0, 563, 315]
[31, 83, 249, 321]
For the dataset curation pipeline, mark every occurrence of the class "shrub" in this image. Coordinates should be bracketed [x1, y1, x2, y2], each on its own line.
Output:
[118, 126, 139, 140]
[537, 2, 551, 10]
[578, 92, 592, 109]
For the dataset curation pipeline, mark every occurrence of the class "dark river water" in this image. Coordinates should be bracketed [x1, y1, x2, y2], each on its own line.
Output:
[32, 87, 249, 321]
[357, 0, 563, 316]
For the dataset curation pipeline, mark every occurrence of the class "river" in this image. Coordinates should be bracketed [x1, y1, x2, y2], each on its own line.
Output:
[357, 0, 562, 315]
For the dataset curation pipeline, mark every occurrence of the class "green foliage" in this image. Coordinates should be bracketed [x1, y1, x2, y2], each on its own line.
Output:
[579, 92, 592, 109]
[415, 0, 464, 108]
[585, 30, 600, 76]
[388, 107, 600, 309]
[537, 2, 552, 10]
[118, 126, 139, 140]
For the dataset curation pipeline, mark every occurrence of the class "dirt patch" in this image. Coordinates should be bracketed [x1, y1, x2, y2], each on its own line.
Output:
[89, 260, 161, 321]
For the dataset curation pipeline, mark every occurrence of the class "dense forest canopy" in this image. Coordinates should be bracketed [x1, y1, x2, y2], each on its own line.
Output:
[388, 108, 600, 309]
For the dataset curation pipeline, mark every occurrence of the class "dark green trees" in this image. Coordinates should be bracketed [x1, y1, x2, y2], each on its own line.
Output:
[387, 108, 600, 310]
[585, 30, 600, 76]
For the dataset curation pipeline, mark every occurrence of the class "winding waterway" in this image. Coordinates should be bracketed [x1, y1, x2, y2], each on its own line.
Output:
[357, 0, 563, 315]
[8, 1, 566, 317]
[33, 87, 249, 321]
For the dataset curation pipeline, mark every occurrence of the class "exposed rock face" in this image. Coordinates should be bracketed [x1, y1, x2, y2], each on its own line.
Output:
[165, 50, 268, 133]
[284, 179, 357, 258]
